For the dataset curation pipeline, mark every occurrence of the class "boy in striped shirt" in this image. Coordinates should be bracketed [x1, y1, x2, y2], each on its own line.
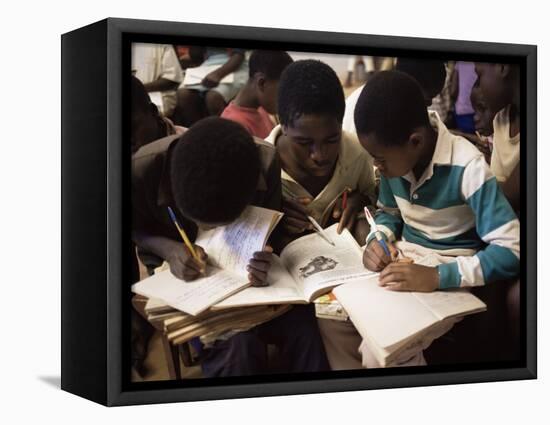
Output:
[355, 70, 520, 293]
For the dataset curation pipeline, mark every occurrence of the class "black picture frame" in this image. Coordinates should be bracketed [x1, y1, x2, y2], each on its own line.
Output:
[61, 17, 537, 406]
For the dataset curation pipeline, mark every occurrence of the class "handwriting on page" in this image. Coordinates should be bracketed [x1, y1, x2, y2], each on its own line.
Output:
[214, 206, 275, 275]
[132, 267, 248, 316]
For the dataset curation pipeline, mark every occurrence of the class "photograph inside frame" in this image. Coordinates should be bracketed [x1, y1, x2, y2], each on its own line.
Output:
[128, 42, 521, 382]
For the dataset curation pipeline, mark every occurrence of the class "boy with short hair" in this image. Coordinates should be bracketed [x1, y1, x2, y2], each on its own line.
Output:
[132, 116, 328, 376]
[354, 71, 520, 366]
[474, 62, 520, 212]
[266, 59, 376, 245]
[221, 50, 293, 138]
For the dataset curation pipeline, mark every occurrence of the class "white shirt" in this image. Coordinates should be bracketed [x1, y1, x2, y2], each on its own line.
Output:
[342, 84, 364, 135]
[131, 43, 183, 116]
[265, 125, 376, 226]
[490, 105, 520, 182]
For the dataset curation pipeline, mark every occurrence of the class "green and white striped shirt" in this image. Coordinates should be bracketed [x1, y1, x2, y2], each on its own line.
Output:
[369, 112, 520, 289]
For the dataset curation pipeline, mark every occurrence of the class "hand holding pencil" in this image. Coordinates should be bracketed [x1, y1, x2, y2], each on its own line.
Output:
[362, 207, 398, 272]
[167, 206, 208, 281]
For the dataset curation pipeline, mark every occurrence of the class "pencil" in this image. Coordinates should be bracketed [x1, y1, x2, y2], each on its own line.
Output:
[363, 207, 391, 257]
[307, 215, 336, 246]
[167, 206, 201, 264]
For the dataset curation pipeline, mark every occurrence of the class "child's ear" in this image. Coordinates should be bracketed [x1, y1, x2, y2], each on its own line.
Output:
[256, 73, 267, 91]
[409, 131, 423, 148]
[498, 64, 511, 78]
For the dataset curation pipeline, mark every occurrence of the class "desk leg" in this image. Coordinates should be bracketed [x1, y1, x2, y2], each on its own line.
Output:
[162, 335, 182, 380]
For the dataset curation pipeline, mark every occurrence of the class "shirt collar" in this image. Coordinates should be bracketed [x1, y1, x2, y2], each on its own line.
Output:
[403, 111, 453, 186]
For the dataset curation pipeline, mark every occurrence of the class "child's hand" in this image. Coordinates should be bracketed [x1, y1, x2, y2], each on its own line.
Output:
[281, 197, 314, 235]
[247, 246, 274, 287]
[168, 245, 208, 281]
[332, 190, 364, 234]
[378, 263, 439, 292]
[201, 70, 222, 88]
[363, 239, 398, 271]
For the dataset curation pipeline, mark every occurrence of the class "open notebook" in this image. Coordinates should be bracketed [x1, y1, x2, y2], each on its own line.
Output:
[131, 206, 283, 315]
[213, 223, 375, 309]
[333, 254, 487, 367]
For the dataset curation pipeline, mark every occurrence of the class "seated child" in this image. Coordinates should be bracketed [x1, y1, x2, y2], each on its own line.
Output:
[474, 62, 520, 213]
[265, 59, 376, 246]
[131, 43, 184, 117]
[174, 48, 248, 127]
[221, 50, 293, 138]
[131, 76, 184, 154]
[353, 71, 520, 366]
[264, 59, 376, 370]
[132, 116, 328, 377]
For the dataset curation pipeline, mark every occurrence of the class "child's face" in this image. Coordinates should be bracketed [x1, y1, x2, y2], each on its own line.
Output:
[471, 91, 496, 137]
[358, 133, 420, 179]
[282, 114, 341, 178]
[474, 63, 509, 113]
[257, 77, 279, 115]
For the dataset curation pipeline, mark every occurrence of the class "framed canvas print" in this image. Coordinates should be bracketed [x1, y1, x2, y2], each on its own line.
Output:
[61, 17, 536, 406]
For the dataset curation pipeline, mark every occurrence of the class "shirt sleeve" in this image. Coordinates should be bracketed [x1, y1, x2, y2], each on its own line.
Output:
[160, 45, 184, 83]
[366, 175, 404, 244]
[437, 155, 520, 289]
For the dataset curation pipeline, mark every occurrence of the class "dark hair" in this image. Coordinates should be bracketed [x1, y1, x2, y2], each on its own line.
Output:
[395, 58, 446, 96]
[248, 50, 293, 80]
[354, 71, 430, 146]
[277, 59, 345, 127]
[131, 75, 152, 114]
[171, 117, 261, 223]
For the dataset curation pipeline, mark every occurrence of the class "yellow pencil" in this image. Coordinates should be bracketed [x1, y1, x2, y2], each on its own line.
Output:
[167, 206, 201, 265]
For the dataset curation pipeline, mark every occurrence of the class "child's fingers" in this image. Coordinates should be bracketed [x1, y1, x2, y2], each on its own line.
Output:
[364, 247, 386, 271]
[337, 209, 356, 234]
[248, 269, 269, 286]
[283, 216, 311, 233]
[248, 257, 272, 272]
[383, 281, 409, 291]
[332, 202, 342, 220]
[379, 270, 405, 285]
[387, 243, 399, 261]
[297, 197, 313, 205]
[283, 198, 310, 216]
[369, 241, 391, 265]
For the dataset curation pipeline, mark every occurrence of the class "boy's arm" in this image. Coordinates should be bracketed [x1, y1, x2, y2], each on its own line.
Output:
[437, 155, 520, 289]
[366, 176, 404, 244]
[142, 45, 183, 92]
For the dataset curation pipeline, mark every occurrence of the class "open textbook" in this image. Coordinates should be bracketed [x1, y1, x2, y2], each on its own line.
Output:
[131, 206, 283, 315]
[213, 223, 376, 309]
[333, 252, 487, 367]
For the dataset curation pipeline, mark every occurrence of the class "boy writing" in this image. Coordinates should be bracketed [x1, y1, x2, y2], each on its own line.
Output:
[354, 71, 520, 366]
[221, 50, 293, 138]
[132, 117, 328, 376]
